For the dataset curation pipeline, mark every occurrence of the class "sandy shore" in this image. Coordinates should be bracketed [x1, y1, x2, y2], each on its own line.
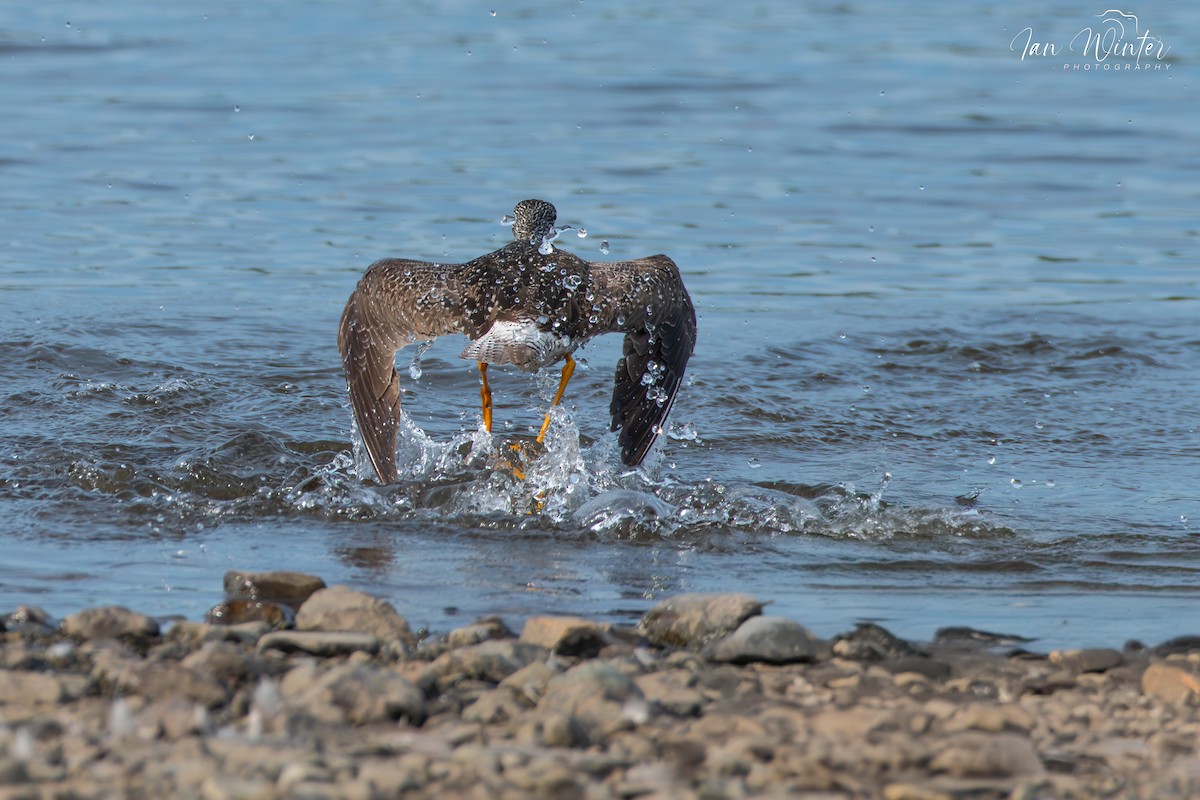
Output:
[1, 571, 1198, 799]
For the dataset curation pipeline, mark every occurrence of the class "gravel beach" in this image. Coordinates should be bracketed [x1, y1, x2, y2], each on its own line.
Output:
[1, 572, 1198, 799]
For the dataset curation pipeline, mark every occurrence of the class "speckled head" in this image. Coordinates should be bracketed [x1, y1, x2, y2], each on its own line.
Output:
[511, 199, 557, 244]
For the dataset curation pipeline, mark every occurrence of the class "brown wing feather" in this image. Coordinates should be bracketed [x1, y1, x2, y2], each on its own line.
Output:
[593, 255, 697, 466]
[337, 258, 473, 484]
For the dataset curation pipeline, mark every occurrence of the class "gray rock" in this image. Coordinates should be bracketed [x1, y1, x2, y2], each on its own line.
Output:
[0, 670, 67, 705]
[499, 660, 559, 703]
[282, 662, 425, 725]
[118, 661, 229, 708]
[62, 606, 159, 643]
[446, 616, 514, 648]
[832, 622, 920, 661]
[538, 660, 648, 742]
[180, 641, 260, 687]
[223, 570, 327, 607]
[1142, 662, 1200, 704]
[1050, 648, 1123, 673]
[257, 630, 382, 658]
[929, 732, 1043, 778]
[423, 639, 548, 692]
[520, 615, 609, 657]
[639, 593, 764, 649]
[706, 616, 828, 665]
[462, 687, 526, 724]
[295, 585, 415, 646]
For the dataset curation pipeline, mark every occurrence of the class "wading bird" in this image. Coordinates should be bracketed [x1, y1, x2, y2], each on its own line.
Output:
[338, 199, 696, 484]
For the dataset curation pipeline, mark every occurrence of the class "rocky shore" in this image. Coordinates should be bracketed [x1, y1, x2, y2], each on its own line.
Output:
[1, 572, 1198, 799]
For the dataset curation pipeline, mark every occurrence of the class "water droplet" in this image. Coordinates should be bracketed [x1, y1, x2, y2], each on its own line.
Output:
[862, 385, 871, 393]
[65, 21, 72, 28]
[538, 241, 554, 255]
[489, 9, 496, 16]
[748, 457, 762, 469]
[233, 105, 241, 113]
[986, 455, 996, 465]
[599, 241, 610, 255]
[563, 274, 582, 291]
[576, 228, 587, 238]
[501, 214, 514, 225]
[918, 185, 925, 191]
[879, 89, 885, 95]
[1034, 420, 1044, 430]
[615, 314, 625, 326]
[1010, 478, 1022, 488]
[247, 134, 255, 141]
[867, 225, 875, 232]
[838, 332, 847, 339]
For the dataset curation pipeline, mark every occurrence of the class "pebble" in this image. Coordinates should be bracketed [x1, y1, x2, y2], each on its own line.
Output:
[2, 582, 1199, 798]
[638, 592, 764, 649]
[223, 570, 328, 607]
[833, 622, 921, 661]
[62, 606, 160, 642]
[423, 639, 548, 692]
[929, 732, 1044, 778]
[446, 616, 514, 648]
[1141, 661, 1200, 704]
[256, 630, 382, 657]
[705, 615, 827, 664]
[1050, 647, 1123, 673]
[294, 585, 415, 646]
[520, 615, 609, 656]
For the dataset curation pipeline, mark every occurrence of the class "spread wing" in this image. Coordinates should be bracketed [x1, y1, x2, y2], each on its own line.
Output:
[591, 255, 697, 466]
[337, 258, 474, 484]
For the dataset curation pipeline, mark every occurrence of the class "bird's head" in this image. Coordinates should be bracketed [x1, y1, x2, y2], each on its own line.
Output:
[511, 199, 558, 244]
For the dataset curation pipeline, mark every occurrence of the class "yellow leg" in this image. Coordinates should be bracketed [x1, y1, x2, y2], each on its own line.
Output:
[478, 361, 493, 433]
[536, 355, 576, 444]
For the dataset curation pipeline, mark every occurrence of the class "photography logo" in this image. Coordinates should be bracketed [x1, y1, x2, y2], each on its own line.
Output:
[1010, 9, 1172, 71]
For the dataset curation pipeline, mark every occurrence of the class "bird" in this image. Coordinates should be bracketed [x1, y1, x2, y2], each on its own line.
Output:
[337, 199, 697, 485]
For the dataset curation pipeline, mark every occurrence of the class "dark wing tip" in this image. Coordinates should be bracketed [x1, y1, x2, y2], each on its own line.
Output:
[338, 292, 401, 484]
[608, 264, 697, 466]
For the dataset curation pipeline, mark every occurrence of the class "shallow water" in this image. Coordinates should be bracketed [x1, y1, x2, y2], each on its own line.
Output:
[1, 1, 1198, 649]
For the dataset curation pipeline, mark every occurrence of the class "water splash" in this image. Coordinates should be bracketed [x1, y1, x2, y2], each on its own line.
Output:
[408, 340, 434, 380]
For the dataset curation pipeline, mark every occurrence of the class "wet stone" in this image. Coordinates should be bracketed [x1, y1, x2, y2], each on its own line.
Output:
[295, 585, 415, 646]
[257, 630, 382, 658]
[1151, 635, 1200, 657]
[62, 606, 159, 643]
[520, 615, 609, 657]
[705, 616, 827, 665]
[833, 623, 921, 661]
[639, 593, 764, 650]
[223, 570, 328, 608]
[934, 626, 1032, 647]
[205, 599, 293, 628]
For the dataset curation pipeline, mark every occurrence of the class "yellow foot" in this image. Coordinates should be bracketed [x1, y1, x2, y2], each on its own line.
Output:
[489, 436, 544, 481]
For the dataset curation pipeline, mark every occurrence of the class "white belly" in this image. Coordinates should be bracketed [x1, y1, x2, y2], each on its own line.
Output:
[459, 319, 574, 372]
